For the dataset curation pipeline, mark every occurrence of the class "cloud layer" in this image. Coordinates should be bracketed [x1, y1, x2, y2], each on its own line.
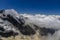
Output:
[3, 9, 60, 40]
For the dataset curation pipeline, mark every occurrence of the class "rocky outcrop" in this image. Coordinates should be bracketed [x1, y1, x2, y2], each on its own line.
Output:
[39, 27, 56, 36]
[0, 9, 36, 38]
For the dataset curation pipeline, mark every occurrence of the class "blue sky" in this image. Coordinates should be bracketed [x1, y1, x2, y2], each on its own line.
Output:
[0, 0, 60, 15]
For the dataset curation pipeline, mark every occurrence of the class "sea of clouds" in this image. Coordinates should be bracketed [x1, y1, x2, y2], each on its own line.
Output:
[20, 12, 60, 40]
[4, 9, 60, 40]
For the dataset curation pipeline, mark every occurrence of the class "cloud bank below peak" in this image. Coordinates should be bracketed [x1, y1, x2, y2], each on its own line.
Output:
[4, 9, 60, 29]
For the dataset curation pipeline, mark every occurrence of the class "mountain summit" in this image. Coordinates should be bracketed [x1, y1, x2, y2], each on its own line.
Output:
[0, 9, 36, 38]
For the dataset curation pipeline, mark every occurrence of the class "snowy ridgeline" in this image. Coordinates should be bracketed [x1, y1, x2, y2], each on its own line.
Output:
[0, 9, 60, 40]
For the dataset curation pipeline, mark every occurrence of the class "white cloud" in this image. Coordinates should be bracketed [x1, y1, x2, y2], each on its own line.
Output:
[20, 14, 60, 29]
[20, 14, 60, 40]
[4, 9, 60, 40]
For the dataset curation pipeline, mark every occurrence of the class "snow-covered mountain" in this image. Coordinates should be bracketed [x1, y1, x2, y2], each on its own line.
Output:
[0, 9, 60, 40]
[0, 9, 36, 37]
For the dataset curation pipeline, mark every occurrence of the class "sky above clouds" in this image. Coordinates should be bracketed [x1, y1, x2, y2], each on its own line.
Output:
[0, 0, 60, 14]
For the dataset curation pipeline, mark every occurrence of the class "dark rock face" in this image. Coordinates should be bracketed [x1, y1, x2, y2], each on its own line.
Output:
[40, 27, 55, 36]
[0, 27, 5, 31]
[0, 14, 19, 37]
[0, 31, 18, 37]
[6, 14, 36, 35]
[0, 27, 18, 37]
[19, 25, 36, 35]
[0, 26, 18, 37]
[0, 9, 5, 13]
[1, 13, 36, 37]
